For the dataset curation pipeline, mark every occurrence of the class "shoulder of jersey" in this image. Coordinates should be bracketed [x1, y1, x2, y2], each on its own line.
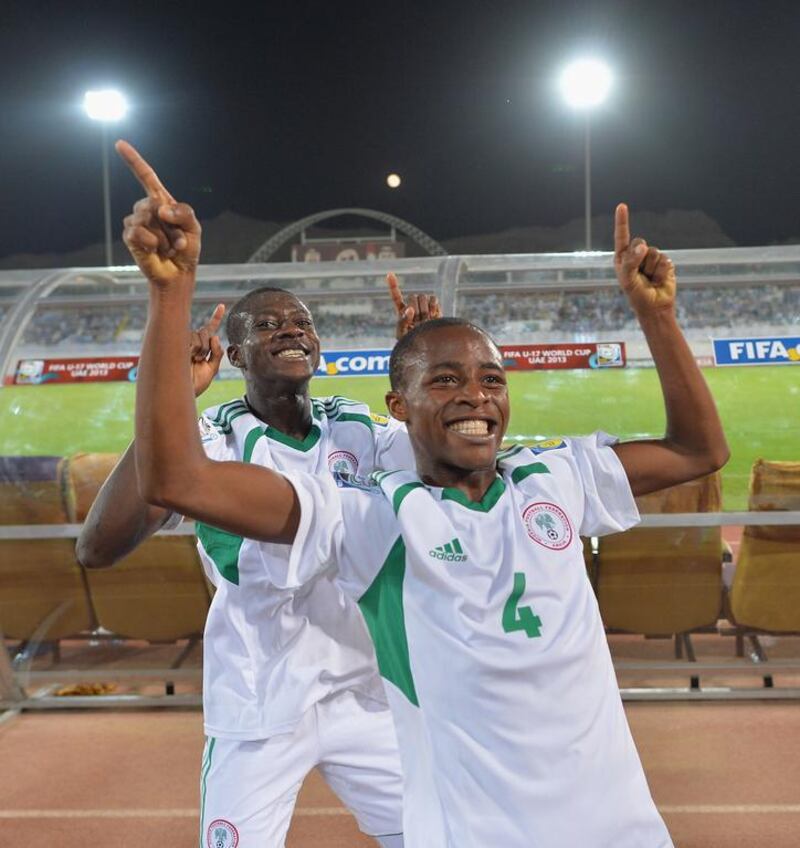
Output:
[497, 438, 570, 471]
[499, 437, 569, 457]
[199, 398, 250, 437]
[312, 395, 377, 428]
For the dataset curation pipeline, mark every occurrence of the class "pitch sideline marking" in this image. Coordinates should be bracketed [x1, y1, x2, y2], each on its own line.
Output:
[0, 807, 349, 819]
[2, 804, 800, 819]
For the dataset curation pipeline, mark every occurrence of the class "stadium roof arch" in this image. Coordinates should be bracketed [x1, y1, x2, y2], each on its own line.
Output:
[247, 208, 447, 263]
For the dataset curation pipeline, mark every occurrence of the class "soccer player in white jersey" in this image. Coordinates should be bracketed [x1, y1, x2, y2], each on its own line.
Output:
[76, 146, 443, 848]
[125, 142, 729, 847]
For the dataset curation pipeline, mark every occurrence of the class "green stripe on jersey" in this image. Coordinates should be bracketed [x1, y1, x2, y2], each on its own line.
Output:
[209, 399, 239, 422]
[333, 412, 373, 430]
[211, 400, 247, 429]
[195, 426, 262, 585]
[392, 482, 425, 515]
[242, 427, 262, 463]
[497, 444, 525, 461]
[196, 525, 243, 585]
[263, 422, 321, 452]
[358, 536, 419, 707]
[315, 396, 361, 418]
[219, 408, 248, 434]
[511, 462, 551, 483]
[198, 737, 216, 846]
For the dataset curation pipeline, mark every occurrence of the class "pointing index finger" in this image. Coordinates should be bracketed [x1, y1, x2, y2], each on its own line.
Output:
[386, 272, 406, 315]
[115, 139, 175, 202]
[614, 203, 630, 258]
[207, 303, 226, 335]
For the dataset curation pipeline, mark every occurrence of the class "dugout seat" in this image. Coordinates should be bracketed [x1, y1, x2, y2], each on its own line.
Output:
[596, 472, 723, 637]
[728, 460, 800, 633]
[64, 453, 212, 642]
[0, 456, 96, 643]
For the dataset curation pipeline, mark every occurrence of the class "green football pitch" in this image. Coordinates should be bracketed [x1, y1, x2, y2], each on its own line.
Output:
[1, 366, 796, 510]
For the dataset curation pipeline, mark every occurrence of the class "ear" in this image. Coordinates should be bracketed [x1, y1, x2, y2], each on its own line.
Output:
[386, 390, 408, 422]
[227, 344, 244, 370]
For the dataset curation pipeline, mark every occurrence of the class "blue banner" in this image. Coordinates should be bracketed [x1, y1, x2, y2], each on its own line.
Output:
[713, 336, 800, 366]
[316, 349, 392, 377]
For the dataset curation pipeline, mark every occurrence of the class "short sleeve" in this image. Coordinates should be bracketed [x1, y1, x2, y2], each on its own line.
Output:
[569, 431, 640, 537]
[261, 472, 396, 598]
[372, 415, 415, 472]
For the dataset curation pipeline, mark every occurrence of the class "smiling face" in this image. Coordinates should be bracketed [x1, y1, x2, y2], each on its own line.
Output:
[387, 324, 510, 481]
[227, 291, 321, 384]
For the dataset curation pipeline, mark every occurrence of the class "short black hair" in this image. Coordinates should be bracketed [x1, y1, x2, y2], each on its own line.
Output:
[389, 317, 499, 390]
[225, 286, 305, 346]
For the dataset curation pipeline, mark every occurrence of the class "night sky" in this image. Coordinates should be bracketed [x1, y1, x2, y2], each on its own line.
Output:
[2, 0, 799, 260]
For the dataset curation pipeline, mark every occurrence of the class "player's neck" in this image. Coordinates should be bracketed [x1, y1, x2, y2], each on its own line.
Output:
[244, 382, 313, 441]
[419, 463, 498, 504]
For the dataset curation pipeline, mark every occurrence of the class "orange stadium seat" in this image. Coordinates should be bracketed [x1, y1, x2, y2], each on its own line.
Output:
[596, 472, 723, 637]
[64, 453, 211, 642]
[729, 460, 800, 633]
[0, 456, 96, 643]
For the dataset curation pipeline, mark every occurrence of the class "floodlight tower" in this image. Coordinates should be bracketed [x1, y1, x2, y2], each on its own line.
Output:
[559, 59, 612, 250]
[83, 89, 129, 266]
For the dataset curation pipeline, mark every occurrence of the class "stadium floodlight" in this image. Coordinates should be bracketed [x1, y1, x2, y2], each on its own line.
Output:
[558, 59, 613, 250]
[559, 59, 612, 110]
[83, 89, 128, 122]
[83, 89, 129, 267]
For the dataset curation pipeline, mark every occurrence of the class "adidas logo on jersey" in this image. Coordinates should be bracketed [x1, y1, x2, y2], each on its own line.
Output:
[429, 538, 467, 562]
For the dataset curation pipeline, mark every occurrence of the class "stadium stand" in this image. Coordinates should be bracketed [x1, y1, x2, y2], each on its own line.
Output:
[17, 283, 800, 351]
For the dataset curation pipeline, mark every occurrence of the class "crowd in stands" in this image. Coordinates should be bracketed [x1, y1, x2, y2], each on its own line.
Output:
[16, 284, 800, 351]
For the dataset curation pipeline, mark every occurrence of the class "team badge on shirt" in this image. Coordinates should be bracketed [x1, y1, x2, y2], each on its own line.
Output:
[207, 819, 239, 848]
[328, 450, 358, 482]
[198, 415, 225, 444]
[529, 438, 566, 454]
[334, 472, 382, 494]
[369, 412, 390, 427]
[522, 502, 573, 550]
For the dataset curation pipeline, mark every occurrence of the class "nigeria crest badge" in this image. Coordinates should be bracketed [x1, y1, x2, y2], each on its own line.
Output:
[522, 502, 573, 551]
[207, 819, 239, 848]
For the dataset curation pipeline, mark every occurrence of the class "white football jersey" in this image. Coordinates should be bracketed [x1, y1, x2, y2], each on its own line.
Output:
[195, 395, 413, 740]
[276, 433, 673, 848]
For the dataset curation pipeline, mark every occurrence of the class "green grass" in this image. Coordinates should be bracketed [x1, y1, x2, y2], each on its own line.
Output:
[1, 367, 796, 510]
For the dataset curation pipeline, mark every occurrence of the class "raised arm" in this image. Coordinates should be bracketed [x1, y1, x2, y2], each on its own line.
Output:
[611, 203, 729, 496]
[116, 140, 300, 543]
[75, 305, 226, 568]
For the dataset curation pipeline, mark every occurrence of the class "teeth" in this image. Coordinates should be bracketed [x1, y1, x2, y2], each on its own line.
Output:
[448, 419, 489, 436]
[277, 350, 306, 359]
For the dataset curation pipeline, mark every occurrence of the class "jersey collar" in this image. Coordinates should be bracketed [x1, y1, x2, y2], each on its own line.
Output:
[440, 476, 506, 512]
[262, 422, 321, 452]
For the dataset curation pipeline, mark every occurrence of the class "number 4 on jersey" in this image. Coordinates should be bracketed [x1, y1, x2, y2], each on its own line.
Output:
[502, 572, 542, 638]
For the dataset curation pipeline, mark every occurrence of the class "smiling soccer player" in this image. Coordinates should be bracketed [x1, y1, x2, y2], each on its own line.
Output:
[125, 140, 727, 847]
[77, 142, 448, 848]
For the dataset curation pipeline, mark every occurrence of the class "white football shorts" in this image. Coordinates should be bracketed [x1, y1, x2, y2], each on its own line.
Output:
[199, 689, 403, 847]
